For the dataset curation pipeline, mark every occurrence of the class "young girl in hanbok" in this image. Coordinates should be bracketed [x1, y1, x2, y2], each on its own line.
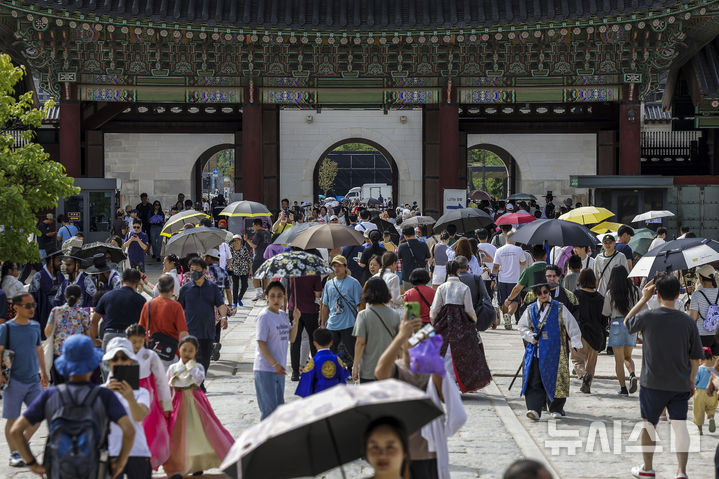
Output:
[164, 336, 234, 479]
[125, 324, 172, 469]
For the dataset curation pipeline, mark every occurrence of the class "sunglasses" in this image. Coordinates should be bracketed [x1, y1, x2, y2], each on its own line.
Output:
[19, 302, 37, 309]
[537, 289, 550, 296]
[133, 226, 141, 229]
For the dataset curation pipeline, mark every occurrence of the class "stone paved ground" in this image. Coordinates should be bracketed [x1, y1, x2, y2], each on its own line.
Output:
[1, 264, 717, 478]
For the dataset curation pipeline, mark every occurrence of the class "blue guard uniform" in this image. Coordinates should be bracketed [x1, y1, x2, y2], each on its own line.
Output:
[295, 349, 350, 398]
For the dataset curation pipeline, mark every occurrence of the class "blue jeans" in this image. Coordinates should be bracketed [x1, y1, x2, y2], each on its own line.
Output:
[254, 370, 285, 420]
[150, 225, 163, 259]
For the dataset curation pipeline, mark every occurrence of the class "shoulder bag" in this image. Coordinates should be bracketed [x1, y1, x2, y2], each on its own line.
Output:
[1, 322, 14, 386]
[332, 279, 358, 317]
[146, 299, 179, 361]
[597, 252, 618, 285]
[368, 307, 397, 340]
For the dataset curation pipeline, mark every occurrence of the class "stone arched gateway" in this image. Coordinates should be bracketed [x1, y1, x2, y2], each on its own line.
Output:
[313, 138, 399, 206]
[467, 144, 518, 196]
[191, 143, 238, 201]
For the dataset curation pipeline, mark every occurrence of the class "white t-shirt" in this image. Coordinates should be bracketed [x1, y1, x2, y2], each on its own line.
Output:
[648, 237, 666, 252]
[493, 244, 526, 283]
[355, 221, 378, 232]
[253, 308, 291, 372]
[107, 386, 151, 458]
[152, 270, 181, 298]
[477, 242, 497, 271]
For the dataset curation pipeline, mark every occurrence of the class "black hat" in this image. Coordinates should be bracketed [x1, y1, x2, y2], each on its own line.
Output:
[85, 253, 112, 274]
[529, 282, 551, 292]
[44, 247, 63, 261]
[63, 246, 84, 261]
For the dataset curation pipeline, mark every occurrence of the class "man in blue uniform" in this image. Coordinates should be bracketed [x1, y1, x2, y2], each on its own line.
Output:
[295, 329, 349, 397]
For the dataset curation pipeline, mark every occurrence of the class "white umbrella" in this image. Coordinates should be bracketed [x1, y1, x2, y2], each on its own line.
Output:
[631, 210, 674, 223]
[628, 237, 719, 278]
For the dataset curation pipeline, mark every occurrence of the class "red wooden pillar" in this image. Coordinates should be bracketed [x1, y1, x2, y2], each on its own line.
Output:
[618, 103, 641, 175]
[59, 83, 81, 178]
[242, 103, 262, 202]
[439, 104, 459, 189]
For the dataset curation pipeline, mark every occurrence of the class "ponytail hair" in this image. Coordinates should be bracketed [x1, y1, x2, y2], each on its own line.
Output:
[379, 251, 398, 277]
[65, 284, 82, 307]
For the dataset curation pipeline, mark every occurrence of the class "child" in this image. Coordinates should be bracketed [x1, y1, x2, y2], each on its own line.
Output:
[254, 281, 299, 419]
[164, 336, 234, 479]
[295, 328, 350, 397]
[103, 337, 152, 478]
[125, 324, 172, 469]
[693, 347, 718, 435]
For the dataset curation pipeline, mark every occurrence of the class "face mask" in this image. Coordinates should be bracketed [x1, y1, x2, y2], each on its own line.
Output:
[190, 270, 203, 281]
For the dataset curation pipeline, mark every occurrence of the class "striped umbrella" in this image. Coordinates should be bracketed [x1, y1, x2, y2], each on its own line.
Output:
[629, 238, 719, 278]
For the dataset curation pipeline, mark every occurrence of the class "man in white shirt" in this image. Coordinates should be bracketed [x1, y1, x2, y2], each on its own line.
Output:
[677, 225, 690, 239]
[492, 232, 527, 328]
[354, 210, 378, 233]
[592, 235, 628, 295]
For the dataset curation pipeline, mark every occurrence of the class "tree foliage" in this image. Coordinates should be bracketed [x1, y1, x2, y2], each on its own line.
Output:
[468, 148, 508, 200]
[0, 54, 79, 262]
[317, 157, 338, 196]
[215, 149, 235, 180]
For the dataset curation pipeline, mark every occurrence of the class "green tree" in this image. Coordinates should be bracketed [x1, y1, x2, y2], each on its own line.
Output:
[317, 157, 338, 197]
[0, 54, 78, 262]
[215, 149, 235, 180]
[468, 149, 508, 199]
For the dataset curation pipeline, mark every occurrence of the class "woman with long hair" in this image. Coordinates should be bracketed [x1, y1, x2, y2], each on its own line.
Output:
[358, 230, 386, 284]
[375, 252, 403, 311]
[430, 231, 451, 288]
[689, 265, 719, 351]
[149, 201, 165, 261]
[228, 235, 253, 306]
[430, 260, 491, 393]
[602, 265, 642, 395]
[446, 237, 482, 276]
[570, 269, 606, 394]
[45, 284, 91, 384]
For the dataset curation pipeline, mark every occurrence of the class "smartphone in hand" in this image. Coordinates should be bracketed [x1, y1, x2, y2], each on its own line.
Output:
[405, 301, 420, 320]
[113, 364, 140, 389]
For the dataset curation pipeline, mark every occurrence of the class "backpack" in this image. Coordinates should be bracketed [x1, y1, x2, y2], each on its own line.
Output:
[43, 384, 109, 479]
[698, 290, 719, 332]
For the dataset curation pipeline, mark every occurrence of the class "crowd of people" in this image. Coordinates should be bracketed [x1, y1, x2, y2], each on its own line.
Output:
[0, 188, 716, 479]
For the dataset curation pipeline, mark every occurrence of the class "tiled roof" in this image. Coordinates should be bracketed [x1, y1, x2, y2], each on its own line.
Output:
[24, 0, 679, 30]
[644, 103, 671, 122]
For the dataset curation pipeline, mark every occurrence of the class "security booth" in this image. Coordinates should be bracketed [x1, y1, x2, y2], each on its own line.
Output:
[570, 176, 673, 225]
[56, 178, 121, 244]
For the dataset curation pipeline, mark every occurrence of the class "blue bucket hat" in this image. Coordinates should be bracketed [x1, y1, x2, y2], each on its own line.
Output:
[54, 335, 104, 377]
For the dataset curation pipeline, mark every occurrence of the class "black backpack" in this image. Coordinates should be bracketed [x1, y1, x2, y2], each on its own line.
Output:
[43, 384, 109, 479]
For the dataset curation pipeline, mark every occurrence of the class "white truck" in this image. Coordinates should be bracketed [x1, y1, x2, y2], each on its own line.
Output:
[344, 183, 392, 203]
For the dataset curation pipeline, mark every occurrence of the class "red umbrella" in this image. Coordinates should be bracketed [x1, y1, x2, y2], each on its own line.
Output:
[495, 213, 536, 226]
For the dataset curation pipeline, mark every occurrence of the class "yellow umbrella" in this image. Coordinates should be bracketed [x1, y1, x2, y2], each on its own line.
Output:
[590, 222, 625, 234]
[559, 206, 614, 225]
[160, 210, 210, 237]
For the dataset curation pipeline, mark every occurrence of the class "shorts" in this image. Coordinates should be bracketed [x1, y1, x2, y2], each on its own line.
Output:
[2, 380, 42, 419]
[608, 318, 636, 347]
[639, 386, 691, 426]
[252, 258, 265, 276]
[498, 282, 518, 305]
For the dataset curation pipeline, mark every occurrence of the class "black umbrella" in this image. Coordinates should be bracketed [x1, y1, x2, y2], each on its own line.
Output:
[433, 208, 493, 233]
[219, 200, 271, 218]
[76, 242, 126, 263]
[370, 217, 400, 244]
[629, 238, 719, 278]
[506, 193, 537, 202]
[510, 219, 597, 247]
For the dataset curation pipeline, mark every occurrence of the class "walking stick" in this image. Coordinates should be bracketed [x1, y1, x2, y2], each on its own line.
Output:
[508, 359, 524, 391]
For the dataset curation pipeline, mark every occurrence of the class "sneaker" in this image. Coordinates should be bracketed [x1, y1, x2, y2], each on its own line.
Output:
[618, 387, 629, 396]
[210, 343, 222, 361]
[550, 412, 562, 419]
[252, 292, 263, 301]
[710, 418, 716, 433]
[526, 410, 540, 421]
[631, 465, 655, 478]
[237, 300, 243, 307]
[629, 374, 638, 394]
[675, 474, 688, 479]
[291, 371, 300, 382]
[606, 346, 614, 355]
[9, 451, 25, 467]
[503, 313, 513, 330]
[580, 373, 592, 394]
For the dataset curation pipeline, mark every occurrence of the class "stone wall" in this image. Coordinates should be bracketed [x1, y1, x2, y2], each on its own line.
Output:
[279, 108, 423, 207]
[104, 132, 233, 210]
[467, 133, 596, 204]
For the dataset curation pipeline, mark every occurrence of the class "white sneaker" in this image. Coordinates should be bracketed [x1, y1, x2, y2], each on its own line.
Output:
[503, 313, 513, 330]
[252, 291, 263, 301]
[631, 464, 656, 478]
[550, 412, 562, 419]
[526, 410, 540, 421]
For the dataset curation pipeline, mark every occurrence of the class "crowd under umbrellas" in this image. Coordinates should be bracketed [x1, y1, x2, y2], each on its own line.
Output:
[3, 192, 718, 479]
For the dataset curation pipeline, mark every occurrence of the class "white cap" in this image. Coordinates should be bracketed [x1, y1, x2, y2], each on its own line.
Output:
[205, 248, 220, 259]
[102, 337, 137, 362]
[506, 203, 514, 211]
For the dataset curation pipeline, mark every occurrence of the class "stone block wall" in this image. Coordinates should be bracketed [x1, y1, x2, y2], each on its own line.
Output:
[104, 132, 233, 210]
[279, 108, 423, 207]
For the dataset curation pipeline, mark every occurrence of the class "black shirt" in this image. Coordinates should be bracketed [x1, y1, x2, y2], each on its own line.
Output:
[37, 221, 53, 250]
[95, 286, 146, 330]
[397, 239, 430, 282]
[136, 202, 153, 224]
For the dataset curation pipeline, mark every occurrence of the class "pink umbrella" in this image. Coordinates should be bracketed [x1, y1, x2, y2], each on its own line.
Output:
[495, 213, 536, 226]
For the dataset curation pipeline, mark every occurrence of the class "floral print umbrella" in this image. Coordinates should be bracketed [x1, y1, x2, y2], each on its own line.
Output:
[253, 251, 333, 280]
